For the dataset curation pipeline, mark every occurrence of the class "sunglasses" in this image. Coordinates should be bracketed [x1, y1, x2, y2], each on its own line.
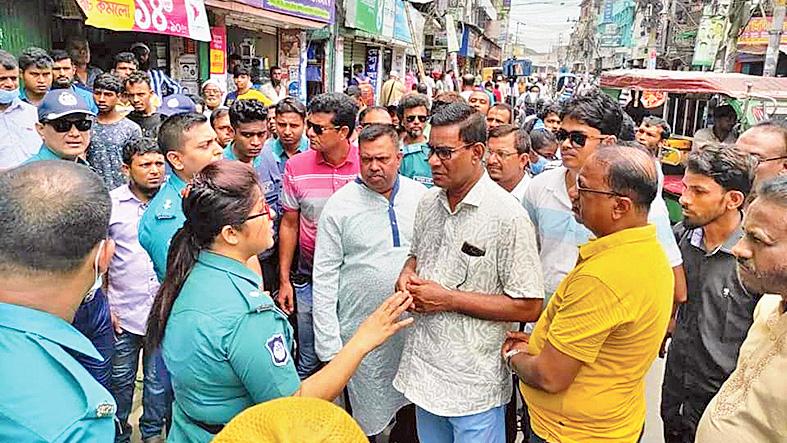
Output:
[555, 129, 606, 148]
[307, 121, 341, 135]
[48, 118, 93, 133]
[427, 143, 475, 161]
[406, 115, 429, 123]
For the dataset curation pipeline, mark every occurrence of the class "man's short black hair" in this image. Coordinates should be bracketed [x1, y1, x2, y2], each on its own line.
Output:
[270, 65, 281, 76]
[124, 70, 152, 89]
[430, 102, 487, 145]
[561, 89, 622, 136]
[122, 137, 162, 165]
[359, 123, 399, 147]
[233, 65, 251, 77]
[49, 49, 71, 63]
[618, 113, 637, 141]
[489, 103, 514, 123]
[0, 50, 17, 71]
[158, 113, 209, 159]
[0, 161, 110, 275]
[713, 104, 737, 119]
[462, 74, 475, 87]
[488, 124, 530, 154]
[642, 116, 672, 140]
[686, 144, 755, 196]
[345, 85, 362, 99]
[359, 106, 390, 124]
[398, 93, 430, 119]
[275, 97, 306, 120]
[308, 92, 359, 136]
[210, 107, 230, 127]
[113, 52, 138, 69]
[93, 73, 124, 94]
[538, 103, 561, 121]
[229, 99, 268, 128]
[18, 47, 52, 72]
[530, 128, 558, 155]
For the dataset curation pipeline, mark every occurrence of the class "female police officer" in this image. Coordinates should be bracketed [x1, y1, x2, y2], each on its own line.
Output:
[146, 160, 414, 442]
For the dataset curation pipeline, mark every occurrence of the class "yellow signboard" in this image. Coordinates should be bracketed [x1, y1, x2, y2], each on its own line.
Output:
[80, 0, 135, 30]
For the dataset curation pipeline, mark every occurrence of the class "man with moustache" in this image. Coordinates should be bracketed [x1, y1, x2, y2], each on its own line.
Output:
[49, 50, 98, 113]
[398, 94, 433, 187]
[125, 71, 166, 139]
[107, 137, 168, 443]
[277, 93, 360, 379]
[313, 124, 426, 439]
[261, 66, 288, 104]
[0, 50, 41, 169]
[661, 144, 760, 443]
[486, 124, 531, 203]
[468, 90, 491, 115]
[88, 73, 142, 189]
[66, 36, 103, 91]
[736, 120, 787, 185]
[696, 175, 787, 442]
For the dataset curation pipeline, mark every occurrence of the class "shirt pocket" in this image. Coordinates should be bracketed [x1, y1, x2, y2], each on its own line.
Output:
[722, 284, 757, 343]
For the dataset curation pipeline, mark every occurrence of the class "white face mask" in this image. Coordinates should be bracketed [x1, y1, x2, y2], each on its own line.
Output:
[83, 240, 106, 303]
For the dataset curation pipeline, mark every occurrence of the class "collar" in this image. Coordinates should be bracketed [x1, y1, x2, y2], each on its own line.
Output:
[269, 137, 309, 162]
[34, 144, 89, 165]
[688, 222, 743, 255]
[0, 97, 25, 113]
[579, 225, 658, 261]
[439, 171, 490, 212]
[166, 172, 188, 194]
[316, 142, 358, 167]
[0, 302, 103, 360]
[197, 251, 262, 287]
[115, 184, 141, 203]
[510, 173, 531, 200]
[224, 142, 263, 168]
[354, 175, 401, 202]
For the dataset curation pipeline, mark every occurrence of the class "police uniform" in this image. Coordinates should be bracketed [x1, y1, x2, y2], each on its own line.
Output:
[0, 302, 116, 441]
[399, 142, 433, 188]
[162, 251, 299, 443]
[24, 144, 91, 164]
[138, 173, 187, 281]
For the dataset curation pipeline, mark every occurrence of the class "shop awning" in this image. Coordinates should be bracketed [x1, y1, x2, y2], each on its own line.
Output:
[75, 0, 211, 41]
[206, 0, 330, 29]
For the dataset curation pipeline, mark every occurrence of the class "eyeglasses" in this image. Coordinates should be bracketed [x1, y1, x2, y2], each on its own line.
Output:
[488, 150, 519, 160]
[307, 121, 341, 135]
[244, 203, 275, 222]
[406, 115, 429, 123]
[754, 154, 787, 164]
[555, 129, 606, 148]
[427, 143, 475, 161]
[48, 118, 93, 133]
[575, 177, 625, 197]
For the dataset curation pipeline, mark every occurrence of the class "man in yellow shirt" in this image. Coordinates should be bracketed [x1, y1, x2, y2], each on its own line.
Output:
[504, 145, 673, 443]
[224, 65, 272, 108]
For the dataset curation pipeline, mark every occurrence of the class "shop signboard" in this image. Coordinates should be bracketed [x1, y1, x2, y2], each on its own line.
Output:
[393, 0, 411, 43]
[345, 0, 381, 34]
[76, 0, 211, 41]
[261, 0, 334, 24]
[365, 47, 380, 92]
[692, 15, 726, 67]
[382, 0, 396, 39]
[209, 26, 227, 91]
[738, 16, 787, 53]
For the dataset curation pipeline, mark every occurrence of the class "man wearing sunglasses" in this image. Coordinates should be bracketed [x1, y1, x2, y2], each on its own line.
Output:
[394, 102, 544, 443]
[23, 88, 118, 395]
[522, 91, 684, 312]
[398, 93, 433, 187]
[506, 146, 674, 443]
[277, 93, 360, 379]
[736, 120, 787, 185]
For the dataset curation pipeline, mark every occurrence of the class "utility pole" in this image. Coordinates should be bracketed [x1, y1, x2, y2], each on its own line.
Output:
[765, 0, 786, 76]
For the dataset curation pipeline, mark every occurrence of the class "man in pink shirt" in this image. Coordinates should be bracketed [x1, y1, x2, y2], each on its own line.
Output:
[277, 92, 360, 378]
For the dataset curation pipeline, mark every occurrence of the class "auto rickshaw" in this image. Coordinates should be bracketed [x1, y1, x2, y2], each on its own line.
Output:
[600, 69, 787, 222]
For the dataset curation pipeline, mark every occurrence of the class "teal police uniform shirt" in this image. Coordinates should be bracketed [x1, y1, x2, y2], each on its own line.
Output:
[162, 251, 300, 442]
[0, 302, 116, 442]
[24, 144, 90, 165]
[400, 142, 433, 187]
[138, 173, 187, 281]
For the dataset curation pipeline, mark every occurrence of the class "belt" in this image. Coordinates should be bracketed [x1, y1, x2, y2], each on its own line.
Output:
[290, 273, 312, 285]
[181, 407, 225, 435]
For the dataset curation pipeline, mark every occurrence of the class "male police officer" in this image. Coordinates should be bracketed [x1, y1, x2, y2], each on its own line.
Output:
[0, 161, 116, 441]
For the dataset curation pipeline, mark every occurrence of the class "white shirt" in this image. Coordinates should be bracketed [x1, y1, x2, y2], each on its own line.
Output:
[312, 176, 426, 434]
[393, 173, 544, 417]
[510, 173, 532, 204]
[0, 99, 41, 169]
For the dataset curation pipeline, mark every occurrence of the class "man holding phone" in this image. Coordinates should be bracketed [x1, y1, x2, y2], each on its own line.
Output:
[394, 102, 544, 442]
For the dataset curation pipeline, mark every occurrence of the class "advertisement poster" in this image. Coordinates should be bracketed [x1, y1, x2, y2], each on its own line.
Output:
[77, 0, 211, 41]
[209, 26, 227, 91]
[693, 15, 727, 67]
[279, 30, 306, 102]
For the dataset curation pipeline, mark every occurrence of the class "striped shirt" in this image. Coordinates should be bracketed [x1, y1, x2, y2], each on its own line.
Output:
[147, 69, 183, 98]
[280, 143, 359, 276]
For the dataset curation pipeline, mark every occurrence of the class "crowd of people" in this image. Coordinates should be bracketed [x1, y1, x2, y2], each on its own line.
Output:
[0, 40, 786, 443]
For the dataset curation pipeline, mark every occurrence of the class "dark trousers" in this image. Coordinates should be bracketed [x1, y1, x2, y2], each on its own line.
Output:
[259, 251, 279, 296]
[111, 330, 169, 442]
[661, 348, 715, 443]
[70, 289, 114, 390]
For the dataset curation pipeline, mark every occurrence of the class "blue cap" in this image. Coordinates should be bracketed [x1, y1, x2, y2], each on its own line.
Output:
[38, 89, 96, 122]
[159, 94, 197, 117]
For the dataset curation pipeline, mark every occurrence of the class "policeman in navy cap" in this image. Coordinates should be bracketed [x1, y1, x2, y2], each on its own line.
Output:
[25, 88, 96, 163]
[23, 88, 116, 393]
[0, 161, 116, 441]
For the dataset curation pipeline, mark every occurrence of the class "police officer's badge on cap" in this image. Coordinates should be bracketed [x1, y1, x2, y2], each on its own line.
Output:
[159, 94, 197, 117]
[37, 89, 96, 122]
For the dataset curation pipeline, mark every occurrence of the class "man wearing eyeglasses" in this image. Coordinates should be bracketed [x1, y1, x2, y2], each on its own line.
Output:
[394, 102, 544, 443]
[505, 146, 674, 443]
[736, 120, 787, 185]
[486, 124, 531, 204]
[23, 89, 117, 393]
[398, 93, 433, 187]
[277, 93, 360, 379]
[522, 91, 684, 308]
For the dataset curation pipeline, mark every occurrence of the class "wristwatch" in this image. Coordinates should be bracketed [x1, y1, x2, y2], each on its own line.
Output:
[504, 349, 523, 372]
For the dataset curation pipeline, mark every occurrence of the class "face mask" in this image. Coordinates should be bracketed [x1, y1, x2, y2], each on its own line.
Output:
[0, 87, 19, 104]
[530, 155, 549, 175]
[83, 240, 106, 303]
